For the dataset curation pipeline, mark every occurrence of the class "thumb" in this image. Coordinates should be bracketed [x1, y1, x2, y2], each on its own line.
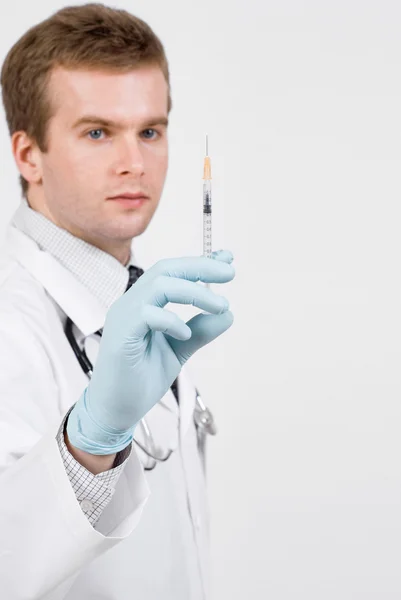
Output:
[167, 311, 234, 364]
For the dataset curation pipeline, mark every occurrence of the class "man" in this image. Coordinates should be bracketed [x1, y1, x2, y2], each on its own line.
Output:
[0, 4, 235, 599]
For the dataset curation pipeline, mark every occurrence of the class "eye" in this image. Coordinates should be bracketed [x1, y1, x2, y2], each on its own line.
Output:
[142, 128, 159, 140]
[87, 129, 106, 140]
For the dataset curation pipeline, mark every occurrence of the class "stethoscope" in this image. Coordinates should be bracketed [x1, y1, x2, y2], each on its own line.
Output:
[64, 316, 217, 471]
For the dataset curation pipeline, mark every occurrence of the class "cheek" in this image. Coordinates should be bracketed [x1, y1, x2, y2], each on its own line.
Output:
[157, 155, 169, 178]
[147, 149, 168, 182]
[45, 155, 103, 200]
[65, 145, 105, 183]
[62, 135, 107, 174]
[45, 143, 83, 179]
[42, 154, 71, 188]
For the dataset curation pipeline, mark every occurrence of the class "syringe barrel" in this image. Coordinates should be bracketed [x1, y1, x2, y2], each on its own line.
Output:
[203, 180, 212, 258]
[203, 212, 212, 258]
[203, 180, 212, 213]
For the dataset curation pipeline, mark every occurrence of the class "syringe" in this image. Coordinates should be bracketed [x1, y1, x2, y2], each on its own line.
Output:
[203, 134, 212, 260]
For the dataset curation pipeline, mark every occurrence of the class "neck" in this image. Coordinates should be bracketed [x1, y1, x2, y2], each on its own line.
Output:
[83, 236, 132, 265]
[26, 193, 132, 266]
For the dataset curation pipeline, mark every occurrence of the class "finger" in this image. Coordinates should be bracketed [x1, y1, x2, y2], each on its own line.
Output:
[138, 254, 235, 285]
[133, 305, 192, 340]
[167, 311, 234, 363]
[211, 249, 234, 264]
[146, 276, 230, 313]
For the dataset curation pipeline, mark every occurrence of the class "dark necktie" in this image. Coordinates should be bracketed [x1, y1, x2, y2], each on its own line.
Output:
[97, 264, 179, 404]
[95, 265, 143, 335]
[125, 265, 144, 290]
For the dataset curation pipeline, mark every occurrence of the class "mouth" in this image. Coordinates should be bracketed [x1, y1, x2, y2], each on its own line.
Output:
[108, 194, 149, 208]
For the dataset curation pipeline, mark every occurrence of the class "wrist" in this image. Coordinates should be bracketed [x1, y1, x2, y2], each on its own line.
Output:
[64, 430, 117, 474]
[67, 388, 135, 455]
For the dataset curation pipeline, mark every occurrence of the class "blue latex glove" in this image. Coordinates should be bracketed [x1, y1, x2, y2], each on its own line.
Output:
[66, 250, 235, 454]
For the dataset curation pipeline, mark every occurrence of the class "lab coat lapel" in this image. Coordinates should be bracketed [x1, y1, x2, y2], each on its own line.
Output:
[4, 225, 106, 336]
[177, 367, 197, 440]
[4, 224, 196, 440]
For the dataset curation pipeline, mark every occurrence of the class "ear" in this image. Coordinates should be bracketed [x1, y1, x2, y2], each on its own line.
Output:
[11, 131, 43, 186]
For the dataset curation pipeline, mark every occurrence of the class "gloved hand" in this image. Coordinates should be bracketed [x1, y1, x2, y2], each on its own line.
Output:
[66, 250, 235, 454]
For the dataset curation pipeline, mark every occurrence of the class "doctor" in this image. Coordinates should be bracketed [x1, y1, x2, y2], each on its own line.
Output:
[0, 4, 235, 600]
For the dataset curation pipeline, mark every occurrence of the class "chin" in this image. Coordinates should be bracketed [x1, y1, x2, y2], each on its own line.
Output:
[105, 216, 151, 240]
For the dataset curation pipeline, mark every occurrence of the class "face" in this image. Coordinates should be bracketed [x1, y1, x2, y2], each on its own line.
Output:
[28, 65, 169, 250]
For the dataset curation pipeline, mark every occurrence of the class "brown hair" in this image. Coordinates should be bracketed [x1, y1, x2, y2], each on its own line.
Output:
[0, 3, 172, 197]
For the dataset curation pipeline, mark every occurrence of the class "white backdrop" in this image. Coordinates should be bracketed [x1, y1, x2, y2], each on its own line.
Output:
[1, 1, 401, 598]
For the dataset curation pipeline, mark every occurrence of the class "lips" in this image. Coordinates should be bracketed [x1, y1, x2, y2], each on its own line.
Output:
[108, 193, 149, 200]
[108, 194, 149, 210]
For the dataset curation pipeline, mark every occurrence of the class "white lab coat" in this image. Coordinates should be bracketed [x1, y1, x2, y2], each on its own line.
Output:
[0, 225, 211, 600]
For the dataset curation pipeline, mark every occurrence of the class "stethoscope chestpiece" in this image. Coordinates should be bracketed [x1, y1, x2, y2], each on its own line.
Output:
[194, 391, 217, 436]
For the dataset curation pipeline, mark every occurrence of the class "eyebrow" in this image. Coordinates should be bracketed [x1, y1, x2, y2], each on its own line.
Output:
[71, 114, 169, 130]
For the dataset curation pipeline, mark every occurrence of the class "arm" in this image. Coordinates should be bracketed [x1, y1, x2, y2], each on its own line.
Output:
[59, 407, 132, 526]
[0, 307, 149, 599]
[64, 430, 116, 473]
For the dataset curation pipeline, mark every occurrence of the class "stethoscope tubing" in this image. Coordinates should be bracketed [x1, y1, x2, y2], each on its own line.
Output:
[64, 316, 214, 471]
[65, 316, 179, 470]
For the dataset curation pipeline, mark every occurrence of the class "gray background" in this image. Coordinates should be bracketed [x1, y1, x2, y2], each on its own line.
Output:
[1, 1, 401, 598]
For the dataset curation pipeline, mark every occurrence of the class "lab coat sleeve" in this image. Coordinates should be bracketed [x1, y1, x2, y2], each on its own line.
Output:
[0, 307, 150, 600]
[56, 407, 133, 527]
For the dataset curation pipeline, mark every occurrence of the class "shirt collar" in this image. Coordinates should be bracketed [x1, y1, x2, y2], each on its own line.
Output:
[11, 197, 137, 310]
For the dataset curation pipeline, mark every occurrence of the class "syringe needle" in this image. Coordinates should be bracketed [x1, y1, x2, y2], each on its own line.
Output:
[206, 133, 208, 156]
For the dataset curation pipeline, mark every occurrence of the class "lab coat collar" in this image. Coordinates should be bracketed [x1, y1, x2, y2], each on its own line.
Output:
[4, 225, 108, 336]
[11, 198, 134, 309]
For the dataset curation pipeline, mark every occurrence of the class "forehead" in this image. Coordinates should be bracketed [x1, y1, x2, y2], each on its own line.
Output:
[47, 65, 169, 122]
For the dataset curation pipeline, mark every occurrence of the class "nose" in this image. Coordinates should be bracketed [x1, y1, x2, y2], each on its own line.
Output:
[114, 136, 145, 177]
